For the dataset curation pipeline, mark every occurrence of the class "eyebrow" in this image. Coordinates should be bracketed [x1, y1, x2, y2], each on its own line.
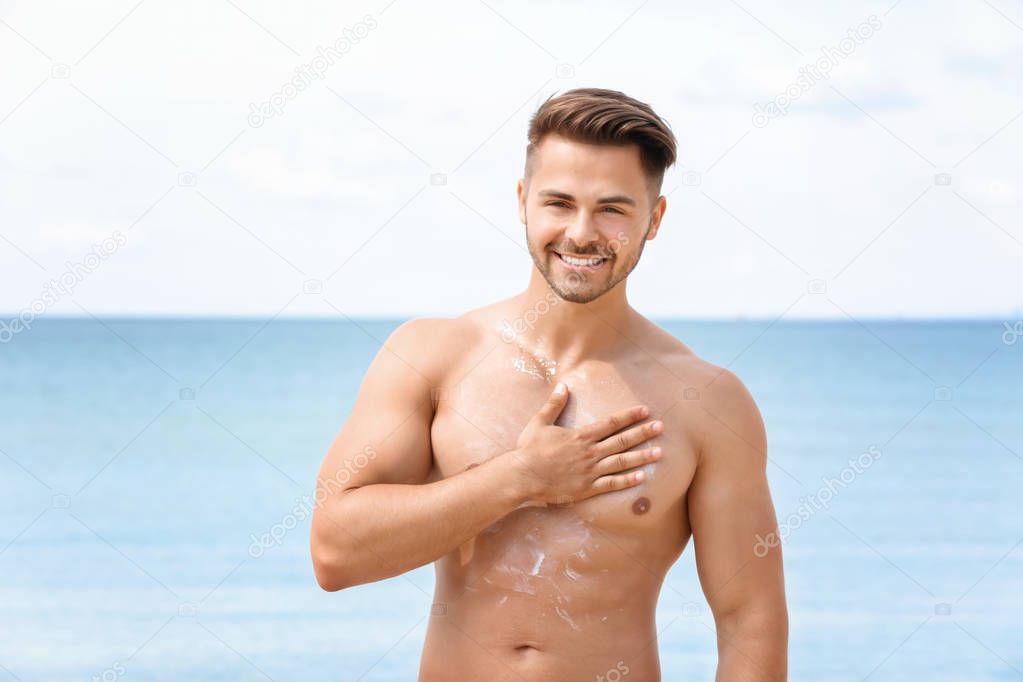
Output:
[537, 189, 637, 207]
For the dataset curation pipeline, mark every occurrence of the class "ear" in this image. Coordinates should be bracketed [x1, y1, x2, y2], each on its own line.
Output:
[645, 195, 667, 240]
[516, 178, 527, 225]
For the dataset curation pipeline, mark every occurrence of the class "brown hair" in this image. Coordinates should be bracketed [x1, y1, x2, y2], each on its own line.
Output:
[524, 88, 677, 202]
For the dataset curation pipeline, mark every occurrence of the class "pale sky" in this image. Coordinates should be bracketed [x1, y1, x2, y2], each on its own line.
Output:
[1, 0, 1021, 319]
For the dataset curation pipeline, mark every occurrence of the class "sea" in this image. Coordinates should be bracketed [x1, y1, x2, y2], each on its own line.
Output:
[1, 317, 1020, 681]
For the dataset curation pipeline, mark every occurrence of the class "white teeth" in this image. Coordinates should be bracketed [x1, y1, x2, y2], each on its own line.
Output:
[560, 254, 604, 267]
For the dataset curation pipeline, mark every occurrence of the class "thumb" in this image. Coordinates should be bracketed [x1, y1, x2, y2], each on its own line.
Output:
[534, 382, 569, 424]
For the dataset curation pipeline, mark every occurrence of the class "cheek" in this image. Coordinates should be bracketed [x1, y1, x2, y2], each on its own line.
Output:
[526, 217, 560, 246]
[608, 224, 646, 256]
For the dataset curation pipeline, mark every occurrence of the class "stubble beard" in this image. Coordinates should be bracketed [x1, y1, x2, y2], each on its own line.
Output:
[524, 216, 651, 304]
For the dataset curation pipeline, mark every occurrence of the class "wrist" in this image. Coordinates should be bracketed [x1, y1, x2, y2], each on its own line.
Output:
[500, 448, 543, 509]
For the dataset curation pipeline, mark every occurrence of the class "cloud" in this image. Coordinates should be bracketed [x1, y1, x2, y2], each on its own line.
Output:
[0, 0, 1019, 316]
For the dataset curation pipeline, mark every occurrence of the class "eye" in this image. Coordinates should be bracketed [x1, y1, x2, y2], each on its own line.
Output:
[546, 201, 570, 208]
[601, 207, 623, 214]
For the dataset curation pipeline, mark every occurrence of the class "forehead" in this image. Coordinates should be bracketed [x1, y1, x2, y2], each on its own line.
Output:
[530, 134, 646, 195]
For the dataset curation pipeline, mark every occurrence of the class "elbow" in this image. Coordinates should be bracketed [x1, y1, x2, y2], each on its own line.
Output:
[315, 570, 348, 593]
[310, 520, 354, 592]
[311, 545, 351, 592]
[713, 603, 789, 678]
[309, 503, 383, 591]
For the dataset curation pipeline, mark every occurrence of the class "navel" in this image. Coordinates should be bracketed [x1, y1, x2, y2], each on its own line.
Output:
[632, 496, 651, 515]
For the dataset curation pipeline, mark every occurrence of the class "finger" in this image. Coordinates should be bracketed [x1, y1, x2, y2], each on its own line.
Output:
[533, 382, 569, 425]
[591, 469, 646, 494]
[592, 419, 663, 457]
[580, 404, 649, 441]
[593, 446, 662, 477]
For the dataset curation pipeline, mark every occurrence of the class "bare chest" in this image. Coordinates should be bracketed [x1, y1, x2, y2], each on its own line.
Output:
[428, 345, 698, 542]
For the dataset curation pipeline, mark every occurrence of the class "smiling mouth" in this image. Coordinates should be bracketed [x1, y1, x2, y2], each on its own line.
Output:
[554, 251, 608, 269]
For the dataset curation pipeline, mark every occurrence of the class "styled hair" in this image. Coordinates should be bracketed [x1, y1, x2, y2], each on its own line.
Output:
[524, 88, 677, 201]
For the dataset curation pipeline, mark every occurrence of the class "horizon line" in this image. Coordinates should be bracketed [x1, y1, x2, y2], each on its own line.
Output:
[3, 313, 1018, 323]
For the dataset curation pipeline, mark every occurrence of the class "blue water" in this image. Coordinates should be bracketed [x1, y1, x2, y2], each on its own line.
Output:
[1, 318, 1020, 681]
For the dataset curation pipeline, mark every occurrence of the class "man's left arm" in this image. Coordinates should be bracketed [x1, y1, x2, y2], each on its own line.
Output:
[688, 368, 788, 681]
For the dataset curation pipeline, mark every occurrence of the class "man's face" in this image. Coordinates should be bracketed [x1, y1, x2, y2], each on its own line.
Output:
[517, 134, 666, 303]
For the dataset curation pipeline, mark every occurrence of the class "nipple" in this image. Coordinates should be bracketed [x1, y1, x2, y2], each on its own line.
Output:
[632, 496, 651, 515]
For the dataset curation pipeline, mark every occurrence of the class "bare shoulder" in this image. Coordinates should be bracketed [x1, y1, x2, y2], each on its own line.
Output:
[635, 317, 766, 465]
[630, 315, 718, 386]
[382, 315, 483, 388]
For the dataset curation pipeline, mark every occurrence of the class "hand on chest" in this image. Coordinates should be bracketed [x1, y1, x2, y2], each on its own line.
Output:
[431, 360, 692, 529]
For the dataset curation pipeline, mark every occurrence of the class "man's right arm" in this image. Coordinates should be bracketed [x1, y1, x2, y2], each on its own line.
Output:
[310, 317, 661, 592]
[310, 317, 531, 591]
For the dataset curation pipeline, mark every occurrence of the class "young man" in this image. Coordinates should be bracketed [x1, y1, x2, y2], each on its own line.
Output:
[311, 88, 788, 681]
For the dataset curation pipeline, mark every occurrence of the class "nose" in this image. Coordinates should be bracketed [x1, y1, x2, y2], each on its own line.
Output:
[562, 208, 601, 249]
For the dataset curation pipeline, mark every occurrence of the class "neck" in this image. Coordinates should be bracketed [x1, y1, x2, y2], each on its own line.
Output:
[508, 266, 636, 367]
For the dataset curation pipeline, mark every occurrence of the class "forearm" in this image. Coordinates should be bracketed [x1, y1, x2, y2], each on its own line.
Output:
[312, 451, 531, 590]
[715, 610, 788, 681]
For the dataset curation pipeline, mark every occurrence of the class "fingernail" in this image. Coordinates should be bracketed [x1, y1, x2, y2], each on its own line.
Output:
[634, 471, 644, 481]
[554, 382, 565, 393]
[651, 447, 662, 458]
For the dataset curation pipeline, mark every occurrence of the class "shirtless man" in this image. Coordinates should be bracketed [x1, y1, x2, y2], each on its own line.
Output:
[311, 88, 788, 681]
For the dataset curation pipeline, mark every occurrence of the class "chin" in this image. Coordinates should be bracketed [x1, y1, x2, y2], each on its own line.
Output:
[553, 283, 605, 304]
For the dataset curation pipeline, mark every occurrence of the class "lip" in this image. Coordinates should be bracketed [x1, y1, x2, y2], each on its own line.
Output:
[553, 251, 608, 271]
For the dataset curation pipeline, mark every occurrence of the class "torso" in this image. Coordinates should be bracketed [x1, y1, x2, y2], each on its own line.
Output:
[418, 301, 714, 681]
